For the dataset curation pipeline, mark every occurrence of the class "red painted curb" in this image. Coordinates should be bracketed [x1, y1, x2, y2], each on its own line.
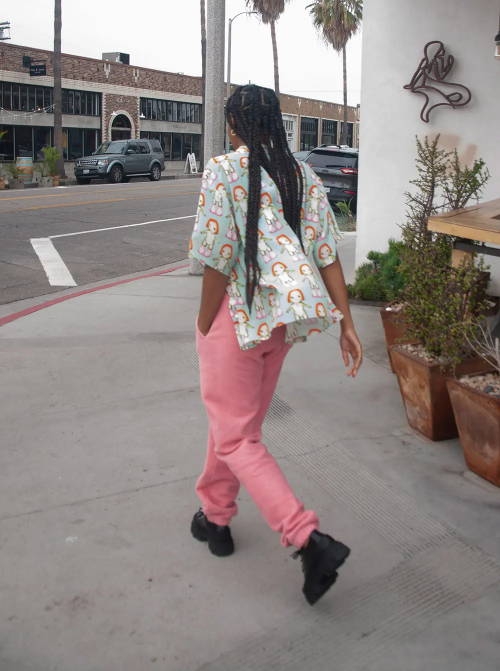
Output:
[0, 264, 189, 328]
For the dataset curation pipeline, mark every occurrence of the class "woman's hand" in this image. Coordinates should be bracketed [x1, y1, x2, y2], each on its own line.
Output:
[340, 327, 363, 378]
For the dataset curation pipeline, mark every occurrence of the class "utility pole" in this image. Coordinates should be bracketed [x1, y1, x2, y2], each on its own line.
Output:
[53, 0, 66, 178]
[189, 0, 225, 277]
[204, 0, 225, 162]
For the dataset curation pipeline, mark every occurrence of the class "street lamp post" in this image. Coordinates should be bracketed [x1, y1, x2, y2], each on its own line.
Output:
[226, 11, 257, 149]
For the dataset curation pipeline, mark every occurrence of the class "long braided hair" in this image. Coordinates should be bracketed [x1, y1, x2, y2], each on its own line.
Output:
[225, 84, 304, 308]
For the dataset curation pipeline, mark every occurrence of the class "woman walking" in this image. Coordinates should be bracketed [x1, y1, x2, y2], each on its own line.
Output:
[189, 85, 362, 605]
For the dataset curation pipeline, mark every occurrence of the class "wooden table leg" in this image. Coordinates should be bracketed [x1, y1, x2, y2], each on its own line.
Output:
[451, 247, 474, 267]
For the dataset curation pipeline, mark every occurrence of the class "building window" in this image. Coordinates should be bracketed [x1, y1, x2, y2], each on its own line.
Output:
[34, 126, 52, 161]
[340, 122, 354, 147]
[0, 125, 14, 160]
[83, 128, 100, 155]
[139, 97, 201, 123]
[140, 130, 200, 160]
[0, 123, 97, 161]
[15, 125, 32, 156]
[0, 81, 98, 116]
[321, 119, 338, 146]
[61, 88, 100, 116]
[282, 114, 296, 151]
[300, 117, 318, 151]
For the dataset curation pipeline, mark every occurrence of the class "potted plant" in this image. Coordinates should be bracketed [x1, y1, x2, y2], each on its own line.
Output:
[42, 146, 62, 186]
[390, 136, 492, 441]
[447, 325, 500, 486]
[5, 161, 23, 189]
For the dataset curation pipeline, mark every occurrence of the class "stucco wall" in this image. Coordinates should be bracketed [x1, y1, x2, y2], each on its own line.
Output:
[356, 0, 500, 283]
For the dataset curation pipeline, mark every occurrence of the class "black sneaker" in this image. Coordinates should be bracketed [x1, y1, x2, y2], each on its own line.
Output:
[294, 530, 350, 605]
[191, 509, 234, 557]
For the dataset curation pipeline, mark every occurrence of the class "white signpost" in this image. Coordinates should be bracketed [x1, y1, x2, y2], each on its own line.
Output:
[184, 153, 199, 175]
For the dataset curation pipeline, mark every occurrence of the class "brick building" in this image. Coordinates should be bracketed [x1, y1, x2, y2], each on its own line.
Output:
[0, 42, 359, 165]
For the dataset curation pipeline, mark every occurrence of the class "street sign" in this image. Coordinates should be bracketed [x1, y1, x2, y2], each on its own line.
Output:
[30, 64, 46, 76]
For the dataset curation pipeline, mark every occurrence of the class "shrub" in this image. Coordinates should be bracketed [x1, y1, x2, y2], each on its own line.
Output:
[42, 146, 61, 177]
[349, 239, 405, 302]
[401, 135, 490, 367]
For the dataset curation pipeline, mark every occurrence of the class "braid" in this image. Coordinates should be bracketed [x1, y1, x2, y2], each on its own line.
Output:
[226, 84, 304, 308]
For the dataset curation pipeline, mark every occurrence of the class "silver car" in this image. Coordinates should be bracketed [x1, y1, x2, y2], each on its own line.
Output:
[74, 138, 165, 184]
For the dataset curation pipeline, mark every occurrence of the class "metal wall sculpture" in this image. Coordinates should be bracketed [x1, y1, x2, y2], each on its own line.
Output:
[404, 41, 472, 123]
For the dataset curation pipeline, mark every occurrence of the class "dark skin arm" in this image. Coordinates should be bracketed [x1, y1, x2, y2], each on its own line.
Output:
[197, 266, 229, 335]
[320, 255, 363, 378]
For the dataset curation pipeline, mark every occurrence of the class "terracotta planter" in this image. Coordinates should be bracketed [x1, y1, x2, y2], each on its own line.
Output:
[0, 178, 6, 190]
[391, 346, 490, 441]
[51, 176, 60, 187]
[380, 304, 410, 372]
[447, 376, 500, 487]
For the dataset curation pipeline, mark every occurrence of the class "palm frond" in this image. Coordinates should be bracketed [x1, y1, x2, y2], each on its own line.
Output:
[307, 0, 363, 52]
[246, 0, 288, 24]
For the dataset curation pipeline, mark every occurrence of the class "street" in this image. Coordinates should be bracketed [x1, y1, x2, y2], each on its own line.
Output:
[0, 179, 200, 305]
[0, 179, 357, 306]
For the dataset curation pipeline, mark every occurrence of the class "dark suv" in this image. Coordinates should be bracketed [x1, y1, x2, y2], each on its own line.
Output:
[305, 146, 358, 212]
[74, 138, 165, 184]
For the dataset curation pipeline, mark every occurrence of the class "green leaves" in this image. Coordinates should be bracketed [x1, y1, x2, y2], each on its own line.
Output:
[401, 136, 491, 367]
[349, 239, 406, 302]
[307, 0, 363, 52]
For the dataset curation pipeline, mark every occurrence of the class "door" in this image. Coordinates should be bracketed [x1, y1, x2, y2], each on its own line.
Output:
[123, 142, 142, 173]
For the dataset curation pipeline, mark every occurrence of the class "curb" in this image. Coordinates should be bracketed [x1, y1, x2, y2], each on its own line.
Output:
[0, 263, 189, 328]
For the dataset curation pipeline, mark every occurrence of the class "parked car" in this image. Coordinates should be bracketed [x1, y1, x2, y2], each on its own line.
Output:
[293, 150, 311, 161]
[305, 145, 358, 212]
[74, 138, 165, 184]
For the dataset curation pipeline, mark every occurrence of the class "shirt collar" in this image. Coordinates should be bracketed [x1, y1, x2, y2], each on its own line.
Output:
[236, 145, 249, 153]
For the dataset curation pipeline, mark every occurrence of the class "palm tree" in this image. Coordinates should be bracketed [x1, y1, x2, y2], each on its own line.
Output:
[53, 0, 65, 177]
[308, 0, 362, 145]
[246, 1, 290, 96]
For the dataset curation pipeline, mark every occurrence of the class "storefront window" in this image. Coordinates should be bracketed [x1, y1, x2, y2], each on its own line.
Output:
[300, 117, 318, 151]
[340, 122, 354, 147]
[15, 126, 33, 157]
[83, 129, 99, 155]
[0, 125, 14, 160]
[67, 128, 84, 160]
[321, 119, 338, 146]
[171, 133, 183, 160]
[33, 126, 51, 161]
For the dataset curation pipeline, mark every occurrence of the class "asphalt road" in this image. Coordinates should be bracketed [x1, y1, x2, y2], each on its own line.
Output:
[0, 178, 201, 305]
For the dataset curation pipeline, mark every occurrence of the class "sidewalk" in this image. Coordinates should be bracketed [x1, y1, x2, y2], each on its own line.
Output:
[1, 241, 499, 670]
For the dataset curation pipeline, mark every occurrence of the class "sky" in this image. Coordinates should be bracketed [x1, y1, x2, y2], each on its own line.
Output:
[2, 0, 362, 106]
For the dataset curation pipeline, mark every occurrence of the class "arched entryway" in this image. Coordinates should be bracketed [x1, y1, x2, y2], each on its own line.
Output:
[111, 114, 132, 140]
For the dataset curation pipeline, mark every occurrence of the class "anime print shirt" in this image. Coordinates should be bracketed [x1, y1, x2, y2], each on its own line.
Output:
[189, 145, 343, 350]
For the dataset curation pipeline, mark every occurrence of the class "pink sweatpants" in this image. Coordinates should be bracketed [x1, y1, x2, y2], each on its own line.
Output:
[195, 296, 319, 548]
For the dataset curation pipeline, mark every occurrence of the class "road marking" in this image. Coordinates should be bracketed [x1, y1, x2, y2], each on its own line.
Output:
[2, 191, 199, 213]
[49, 214, 196, 239]
[30, 238, 77, 287]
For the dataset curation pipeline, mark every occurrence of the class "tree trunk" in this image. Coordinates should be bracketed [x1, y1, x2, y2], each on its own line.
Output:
[340, 44, 348, 145]
[200, 0, 206, 168]
[53, 0, 65, 177]
[270, 20, 280, 97]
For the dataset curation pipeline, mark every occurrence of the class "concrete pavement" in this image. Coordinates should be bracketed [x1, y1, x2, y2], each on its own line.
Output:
[1, 239, 499, 671]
